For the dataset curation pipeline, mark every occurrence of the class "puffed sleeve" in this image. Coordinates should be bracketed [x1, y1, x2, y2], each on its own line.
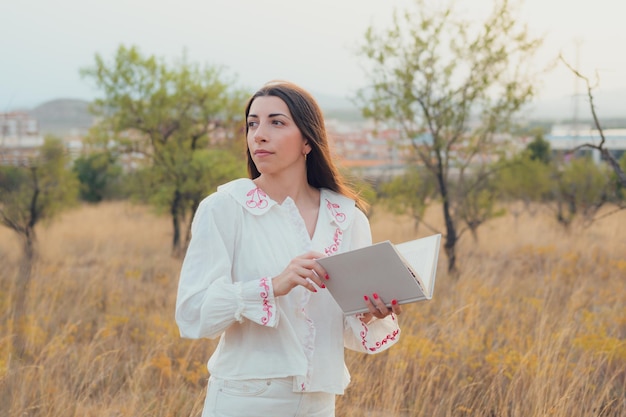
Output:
[175, 195, 278, 340]
[341, 208, 401, 353]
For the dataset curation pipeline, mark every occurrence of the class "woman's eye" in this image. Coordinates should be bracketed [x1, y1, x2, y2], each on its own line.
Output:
[247, 121, 258, 128]
[272, 120, 284, 126]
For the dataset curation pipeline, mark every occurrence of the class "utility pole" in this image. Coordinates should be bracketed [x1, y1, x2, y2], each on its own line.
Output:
[572, 38, 582, 140]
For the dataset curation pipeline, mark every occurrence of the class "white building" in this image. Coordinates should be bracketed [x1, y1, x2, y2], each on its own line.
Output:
[546, 125, 626, 163]
[0, 112, 45, 165]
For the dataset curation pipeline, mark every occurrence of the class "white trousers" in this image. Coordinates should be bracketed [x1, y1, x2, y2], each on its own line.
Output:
[202, 376, 335, 417]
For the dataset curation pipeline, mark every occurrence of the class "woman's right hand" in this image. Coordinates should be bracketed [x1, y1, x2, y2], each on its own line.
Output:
[272, 251, 328, 297]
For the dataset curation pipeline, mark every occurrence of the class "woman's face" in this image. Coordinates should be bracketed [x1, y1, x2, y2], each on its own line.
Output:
[247, 96, 311, 177]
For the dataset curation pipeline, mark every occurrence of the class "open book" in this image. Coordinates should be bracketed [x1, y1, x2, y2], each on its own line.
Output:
[316, 234, 441, 315]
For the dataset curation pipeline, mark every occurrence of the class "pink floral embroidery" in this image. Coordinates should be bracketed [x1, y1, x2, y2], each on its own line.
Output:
[325, 199, 346, 223]
[247, 187, 269, 209]
[324, 228, 343, 256]
[360, 315, 399, 352]
[259, 277, 272, 325]
[301, 383, 306, 391]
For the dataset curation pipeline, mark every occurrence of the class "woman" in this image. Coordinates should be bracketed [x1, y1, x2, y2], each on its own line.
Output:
[175, 80, 401, 417]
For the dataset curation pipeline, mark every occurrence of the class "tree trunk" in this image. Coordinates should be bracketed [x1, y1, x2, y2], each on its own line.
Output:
[442, 199, 458, 274]
[436, 172, 458, 274]
[13, 227, 36, 358]
[171, 189, 183, 258]
[469, 225, 479, 243]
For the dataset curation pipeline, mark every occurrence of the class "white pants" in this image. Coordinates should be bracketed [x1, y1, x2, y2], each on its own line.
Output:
[202, 376, 335, 417]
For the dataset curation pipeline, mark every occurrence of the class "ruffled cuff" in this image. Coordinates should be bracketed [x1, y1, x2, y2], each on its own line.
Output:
[238, 277, 279, 327]
[347, 313, 400, 353]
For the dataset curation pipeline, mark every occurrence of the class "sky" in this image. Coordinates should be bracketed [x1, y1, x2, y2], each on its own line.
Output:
[2, 0, 625, 112]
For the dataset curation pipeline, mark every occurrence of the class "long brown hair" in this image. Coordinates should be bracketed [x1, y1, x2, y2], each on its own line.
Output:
[245, 80, 367, 211]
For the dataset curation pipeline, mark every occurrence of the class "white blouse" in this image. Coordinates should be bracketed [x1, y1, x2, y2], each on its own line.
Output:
[175, 178, 400, 394]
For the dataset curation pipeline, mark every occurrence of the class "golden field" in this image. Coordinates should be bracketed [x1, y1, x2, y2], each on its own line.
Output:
[1, 201, 625, 416]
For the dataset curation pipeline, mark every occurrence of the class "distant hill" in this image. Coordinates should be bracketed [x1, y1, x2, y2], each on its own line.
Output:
[27, 95, 365, 133]
[316, 88, 626, 123]
[28, 98, 95, 136]
[22, 88, 626, 136]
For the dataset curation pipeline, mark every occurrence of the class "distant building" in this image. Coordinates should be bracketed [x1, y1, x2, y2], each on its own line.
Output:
[545, 124, 626, 163]
[325, 118, 408, 182]
[0, 112, 45, 165]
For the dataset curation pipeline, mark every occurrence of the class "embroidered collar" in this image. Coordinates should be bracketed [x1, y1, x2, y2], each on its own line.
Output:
[218, 178, 355, 230]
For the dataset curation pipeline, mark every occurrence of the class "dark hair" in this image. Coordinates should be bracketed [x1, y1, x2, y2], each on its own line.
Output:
[245, 80, 367, 211]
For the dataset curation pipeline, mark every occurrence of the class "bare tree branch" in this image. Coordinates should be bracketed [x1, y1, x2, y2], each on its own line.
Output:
[559, 54, 626, 187]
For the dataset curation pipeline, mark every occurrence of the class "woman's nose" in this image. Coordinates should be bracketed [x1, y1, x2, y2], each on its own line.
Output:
[253, 124, 268, 142]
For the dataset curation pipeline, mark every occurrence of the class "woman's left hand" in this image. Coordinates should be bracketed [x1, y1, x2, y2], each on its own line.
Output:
[360, 293, 402, 323]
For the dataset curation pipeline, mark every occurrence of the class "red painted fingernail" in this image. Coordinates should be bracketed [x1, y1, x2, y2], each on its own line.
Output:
[372, 293, 379, 300]
[312, 287, 317, 293]
[325, 274, 329, 280]
[392, 299, 398, 305]
[320, 283, 326, 289]
[364, 295, 369, 301]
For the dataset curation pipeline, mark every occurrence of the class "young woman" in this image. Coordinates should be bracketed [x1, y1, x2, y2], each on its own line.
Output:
[175, 80, 401, 417]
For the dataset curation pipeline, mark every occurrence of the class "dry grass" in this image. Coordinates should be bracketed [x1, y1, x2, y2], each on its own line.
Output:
[1, 201, 625, 417]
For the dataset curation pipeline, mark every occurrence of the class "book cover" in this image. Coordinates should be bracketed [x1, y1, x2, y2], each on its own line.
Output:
[316, 234, 441, 315]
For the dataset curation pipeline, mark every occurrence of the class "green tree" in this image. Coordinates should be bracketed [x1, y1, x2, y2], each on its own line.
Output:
[379, 166, 434, 231]
[549, 157, 615, 229]
[454, 169, 505, 242]
[128, 148, 246, 248]
[73, 150, 123, 202]
[81, 45, 247, 257]
[0, 137, 78, 356]
[526, 129, 551, 164]
[357, 0, 541, 272]
[495, 153, 552, 219]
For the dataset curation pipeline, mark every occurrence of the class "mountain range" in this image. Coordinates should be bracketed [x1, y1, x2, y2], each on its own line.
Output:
[21, 88, 626, 136]
[27, 99, 96, 137]
[316, 89, 626, 122]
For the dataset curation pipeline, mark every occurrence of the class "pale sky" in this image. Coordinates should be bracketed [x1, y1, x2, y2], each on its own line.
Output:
[2, 0, 625, 111]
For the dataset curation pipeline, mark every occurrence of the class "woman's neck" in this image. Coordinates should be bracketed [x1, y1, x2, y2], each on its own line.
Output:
[254, 174, 318, 208]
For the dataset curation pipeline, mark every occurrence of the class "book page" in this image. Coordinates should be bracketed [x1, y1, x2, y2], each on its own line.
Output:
[394, 234, 441, 299]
